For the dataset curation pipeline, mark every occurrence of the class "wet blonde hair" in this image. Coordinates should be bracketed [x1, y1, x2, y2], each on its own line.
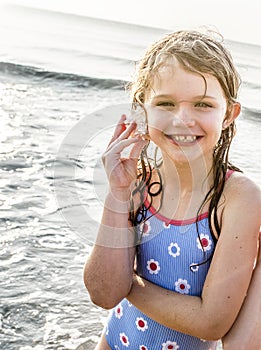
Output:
[130, 29, 240, 108]
[129, 29, 242, 246]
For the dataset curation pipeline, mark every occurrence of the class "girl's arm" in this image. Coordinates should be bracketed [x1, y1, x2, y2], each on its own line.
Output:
[127, 174, 261, 340]
[83, 190, 136, 309]
[222, 234, 261, 350]
[83, 116, 147, 309]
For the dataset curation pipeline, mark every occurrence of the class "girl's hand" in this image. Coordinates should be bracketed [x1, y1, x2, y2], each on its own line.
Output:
[102, 114, 147, 195]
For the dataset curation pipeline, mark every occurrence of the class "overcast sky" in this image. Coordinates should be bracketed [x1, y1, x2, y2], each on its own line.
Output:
[2, 0, 261, 46]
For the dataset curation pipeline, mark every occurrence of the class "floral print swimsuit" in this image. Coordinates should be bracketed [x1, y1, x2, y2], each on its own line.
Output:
[105, 207, 218, 350]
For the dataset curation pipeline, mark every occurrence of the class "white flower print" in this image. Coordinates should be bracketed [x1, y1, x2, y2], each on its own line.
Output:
[119, 332, 130, 347]
[162, 340, 179, 350]
[197, 233, 212, 251]
[146, 259, 160, 274]
[114, 303, 123, 319]
[168, 242, 180, 258]
[139, 346, 148, 350]
[190, 263, 199, 272]
[136, 317, 148, 332]
[174, 278, 191, 294]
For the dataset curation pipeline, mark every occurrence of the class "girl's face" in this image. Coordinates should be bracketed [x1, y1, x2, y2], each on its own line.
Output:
[145, 59, 231, 166]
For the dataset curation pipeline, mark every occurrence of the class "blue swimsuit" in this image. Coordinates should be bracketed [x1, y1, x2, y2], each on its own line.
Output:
[105, 207, 218, 350]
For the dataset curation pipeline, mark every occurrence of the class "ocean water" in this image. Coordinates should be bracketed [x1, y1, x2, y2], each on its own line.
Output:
[0, 4, 260, 350]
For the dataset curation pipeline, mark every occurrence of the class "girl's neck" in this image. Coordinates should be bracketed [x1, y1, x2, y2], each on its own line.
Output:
[160, 155, 213, 195]
[148, 154, 214, 221]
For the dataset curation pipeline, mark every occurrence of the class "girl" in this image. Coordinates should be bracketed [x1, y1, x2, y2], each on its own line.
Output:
[84, 30, 261, 350]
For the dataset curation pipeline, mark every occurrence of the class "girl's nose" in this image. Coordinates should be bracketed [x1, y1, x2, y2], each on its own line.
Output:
[171, 108, 196, 127]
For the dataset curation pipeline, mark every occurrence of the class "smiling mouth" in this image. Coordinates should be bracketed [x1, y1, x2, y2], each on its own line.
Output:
[166, 134, 201, 143]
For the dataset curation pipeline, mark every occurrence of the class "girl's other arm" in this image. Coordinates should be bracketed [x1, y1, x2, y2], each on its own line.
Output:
[222, 234, 261, 350]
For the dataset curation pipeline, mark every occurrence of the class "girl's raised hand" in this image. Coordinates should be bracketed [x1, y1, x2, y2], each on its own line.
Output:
[102, 114, 147, 194]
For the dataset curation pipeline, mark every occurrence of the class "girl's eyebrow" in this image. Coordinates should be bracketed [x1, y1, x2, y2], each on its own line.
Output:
[150, 94, 173, 101]
[148, 94, 175, 103]
[150, 94, 218, 101]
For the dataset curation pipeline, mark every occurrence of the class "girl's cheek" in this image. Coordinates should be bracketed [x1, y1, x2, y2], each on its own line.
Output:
[147, 108, 170, 131]
[148, 119, 165, 134]
[147, 123, 165, 139]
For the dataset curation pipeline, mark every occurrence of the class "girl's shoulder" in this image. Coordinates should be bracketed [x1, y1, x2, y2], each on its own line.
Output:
[225, 170, 260, 192]
[224, 170, 261, 208]
[219, 171, 260, 248]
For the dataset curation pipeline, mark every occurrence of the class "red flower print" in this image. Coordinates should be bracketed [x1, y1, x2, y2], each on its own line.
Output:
[197, 234, 212, 251]
[139, 346, 148, 350]
[141, 220, 151, 235]
[136, 317, 148, 331]
[163, 221, 170, 229]
[146, 259, 160, 274]
[120, 332, 130, 347]
[115, 303, 123, 319]
[174, 278, 191, 294]
[162, 340, 179, 350]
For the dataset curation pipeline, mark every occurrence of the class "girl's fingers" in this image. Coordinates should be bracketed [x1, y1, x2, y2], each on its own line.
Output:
[108, 119, 137, 149]
[129, 138, 148, 160]
[108, 115, 127, 146]
[111, 136, 140, 154]
[103, 136, 140, 163]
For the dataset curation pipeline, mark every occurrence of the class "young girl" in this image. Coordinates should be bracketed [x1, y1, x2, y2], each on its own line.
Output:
[84, 30, 261, 350]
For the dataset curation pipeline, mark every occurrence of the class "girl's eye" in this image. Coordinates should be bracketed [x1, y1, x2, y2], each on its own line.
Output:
[156, 102, 175, 107]
[195, 102, 212, 108]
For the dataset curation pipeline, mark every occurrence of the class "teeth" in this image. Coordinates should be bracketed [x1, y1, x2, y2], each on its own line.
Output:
[172, 135, 197, 142]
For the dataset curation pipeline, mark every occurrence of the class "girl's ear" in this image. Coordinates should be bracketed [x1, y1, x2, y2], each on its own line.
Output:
[222, 102, 241, 129]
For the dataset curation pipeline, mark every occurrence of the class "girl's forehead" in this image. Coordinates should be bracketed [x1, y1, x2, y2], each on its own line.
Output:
[153, 58, 210, 84]
[146, 61, 225, 102]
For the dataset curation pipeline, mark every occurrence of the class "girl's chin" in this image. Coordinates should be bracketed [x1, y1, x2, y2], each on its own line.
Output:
[162, 148, 212, 166]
